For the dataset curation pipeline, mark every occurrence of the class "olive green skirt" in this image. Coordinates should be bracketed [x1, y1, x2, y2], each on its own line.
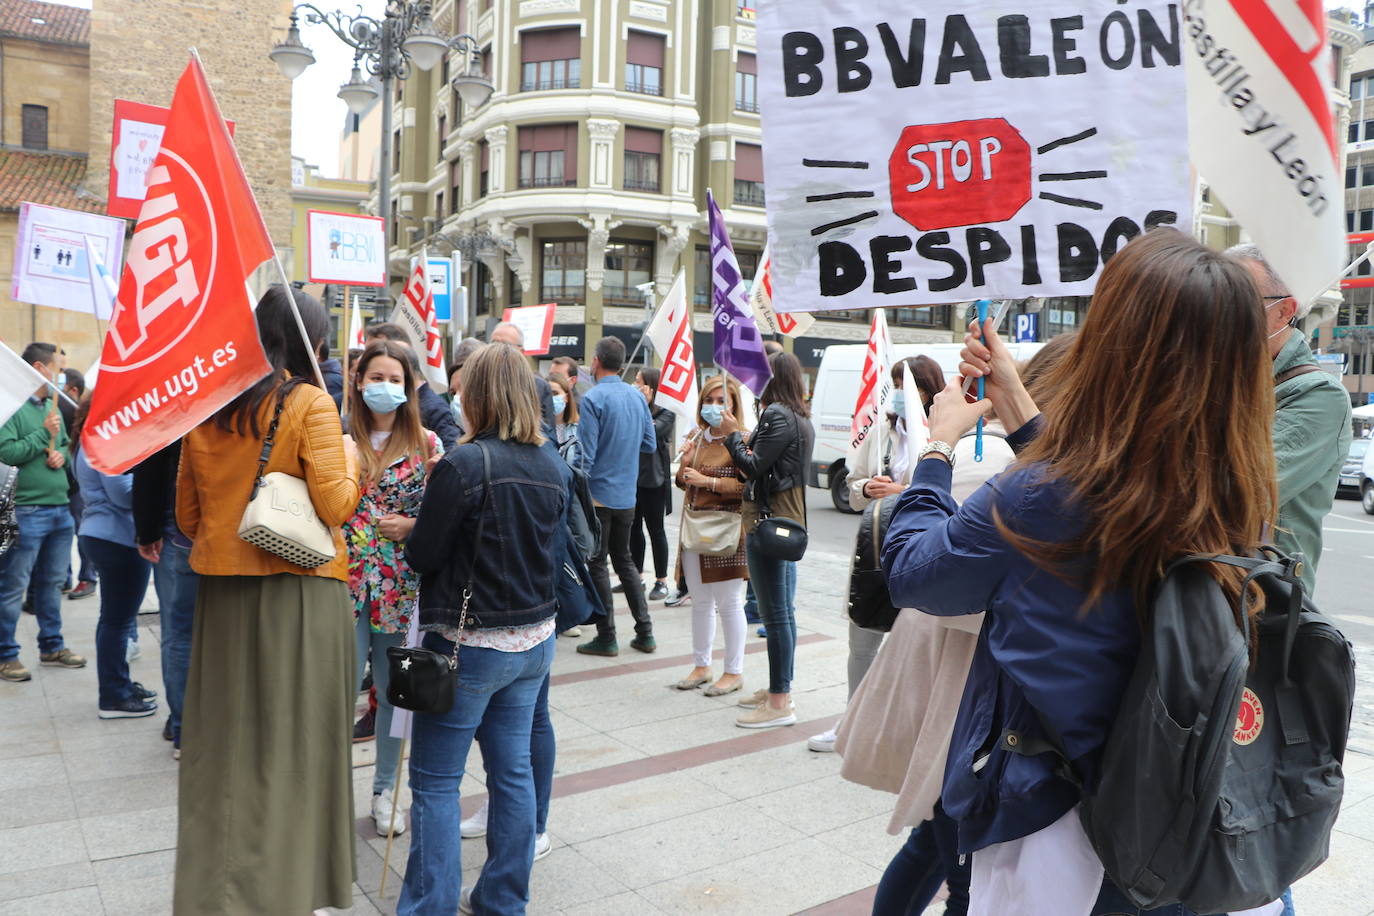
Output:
[174, 574, 357, 915]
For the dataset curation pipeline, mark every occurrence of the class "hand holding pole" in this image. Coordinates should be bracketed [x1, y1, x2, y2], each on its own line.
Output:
[974, 300, 989, 463]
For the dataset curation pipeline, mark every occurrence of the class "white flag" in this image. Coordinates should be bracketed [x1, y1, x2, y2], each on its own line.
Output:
[348, 306, 363, 349]
[749, 246, 814, 339]
[903, 359, 929, 476]
[0, 340, 57, 429]
[391, 251, 447, 390]
[847, 310, 894, 479]
[1184, 0, 1341, 304]
[645, 271, 699, 429]
[84, 236, 118, 321]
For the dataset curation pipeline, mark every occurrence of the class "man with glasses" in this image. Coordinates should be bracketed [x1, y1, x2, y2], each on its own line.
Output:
[1227, 245, 1352, 597]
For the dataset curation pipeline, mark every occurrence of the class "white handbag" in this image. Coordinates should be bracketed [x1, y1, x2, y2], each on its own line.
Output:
[237, 393, 337, 569]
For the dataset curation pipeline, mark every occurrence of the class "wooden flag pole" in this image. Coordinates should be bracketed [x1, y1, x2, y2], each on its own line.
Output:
[378, 737, 407, 897]
[342, 285, 353, 418]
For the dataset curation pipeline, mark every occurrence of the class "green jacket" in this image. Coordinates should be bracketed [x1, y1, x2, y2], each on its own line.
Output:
[1272, 333, 1351, 595]
[0, 397, 70, 506]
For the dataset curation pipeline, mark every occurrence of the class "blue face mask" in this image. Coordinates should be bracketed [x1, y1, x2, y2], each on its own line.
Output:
[362, 381, 407, 415]
[891, 389, 906, 415]
[551, 395, 567, 416]
[701, 404, 725, 427]
[450, 396, 462, 423]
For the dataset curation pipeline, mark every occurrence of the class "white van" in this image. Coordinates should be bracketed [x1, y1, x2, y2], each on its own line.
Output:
[808, 341, 1045, 512]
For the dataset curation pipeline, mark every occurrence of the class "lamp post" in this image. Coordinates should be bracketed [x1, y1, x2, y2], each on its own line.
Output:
[270, 1, 494, 280]
[429, 227, 503, 336]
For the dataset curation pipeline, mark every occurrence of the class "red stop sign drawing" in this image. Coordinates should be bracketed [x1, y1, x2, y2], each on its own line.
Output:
[889, 118, 1032, 232]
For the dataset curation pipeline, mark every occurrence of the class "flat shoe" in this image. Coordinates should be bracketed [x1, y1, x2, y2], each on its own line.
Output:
[673, 673, 712, 690]
[703, 680, 742, 697]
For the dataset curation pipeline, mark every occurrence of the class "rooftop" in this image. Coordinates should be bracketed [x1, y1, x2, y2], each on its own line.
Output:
[0, 148, 103, 214]
[0, 0, 89, 47]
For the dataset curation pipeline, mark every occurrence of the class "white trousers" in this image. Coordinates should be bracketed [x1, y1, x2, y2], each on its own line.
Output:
[682, 551, 746, 674]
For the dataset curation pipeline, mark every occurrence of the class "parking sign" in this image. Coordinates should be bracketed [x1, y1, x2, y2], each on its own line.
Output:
[1013, 312, 1039, 343]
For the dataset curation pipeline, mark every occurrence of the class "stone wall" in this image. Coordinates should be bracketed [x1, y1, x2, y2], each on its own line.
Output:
[85, 0, 297, 244]
[2, 39, 89, 153]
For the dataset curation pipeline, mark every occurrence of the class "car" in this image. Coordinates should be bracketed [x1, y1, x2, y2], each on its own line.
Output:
[1338, 437, 1369, 500]
[1361, 435, 1374, 515]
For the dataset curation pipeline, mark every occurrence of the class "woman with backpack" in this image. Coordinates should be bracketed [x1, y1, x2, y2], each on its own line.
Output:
[343, 339, 443, 838]
[672, 375, 749, 698]
[881, 230, 1280, 916]
[717, 351, 816, 729]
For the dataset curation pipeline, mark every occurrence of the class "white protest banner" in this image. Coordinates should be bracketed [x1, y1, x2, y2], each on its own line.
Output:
[307, 210, 386, 287]
[501, 304, 557, 356]
[1183, 0, 1341, 305]
[11, 203, 126, 318]
[749, 245, 815, 338]
[0, 340, 59, 429]
[392, 254, 448, 390]
[847, 310, 894, 479]
[755, 0, 1192, 314]
[645, 271, 699, 429]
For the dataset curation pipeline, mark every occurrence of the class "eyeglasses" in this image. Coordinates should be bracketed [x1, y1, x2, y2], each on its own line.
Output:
[1262, 295, 1294, 301]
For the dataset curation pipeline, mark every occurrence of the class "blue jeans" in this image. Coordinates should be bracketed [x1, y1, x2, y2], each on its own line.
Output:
[1091, 883, 1295, 916]
[153, 541, 197, 741]
[532, 672, 553, 835]
[81, 536, 152, 707]
[746, 532, 796, 695]
[874, 805, 969, 916]
[399, 632, 556, 916]
[0, 505, 73, 659]
[355, 614, 405, 795]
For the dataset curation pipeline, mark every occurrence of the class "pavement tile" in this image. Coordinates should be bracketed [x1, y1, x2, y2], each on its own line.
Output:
[636, 836, 883, 916]
[0, 752, 67, 792]
[79, 806, 177, 861]
[0, 820, 88, 876]
[90, 850, 176, 883]
[745, 773, 898, 836]
[546, 770, 735, 844]
[97, 871, 173, 916]
[557, 890, 666, 915]
[690, 741, 841, 801]
[812, 813, 910, 875]
[0, 717, 58, 759]
[547, 731, 646, 777]
[0, 885, 103, 915]
[576, 803, 805, 890]
[0, 781, 77, 829]
[1291, 826, 1374, 915]
[70, 771, 181, 819]
[320, 885, 384, 916]
[526, 842, 633, 911]
[61, 740, 179, 784]
[0, 860, 96, 903]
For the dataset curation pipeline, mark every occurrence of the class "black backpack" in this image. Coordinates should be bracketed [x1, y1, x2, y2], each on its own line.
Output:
[1020, 550, 1353, 912]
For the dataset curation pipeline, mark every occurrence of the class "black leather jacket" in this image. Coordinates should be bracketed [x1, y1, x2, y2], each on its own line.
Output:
[637, 407, 674, 490]
[724, 404, 815, 505]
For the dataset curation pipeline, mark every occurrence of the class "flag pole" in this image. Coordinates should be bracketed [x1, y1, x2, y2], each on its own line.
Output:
[342, 285, 352, 418]
[1307, 241, 1374, 312]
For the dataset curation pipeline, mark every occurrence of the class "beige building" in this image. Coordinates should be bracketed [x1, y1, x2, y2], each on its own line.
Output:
[370, 0, 958, 374]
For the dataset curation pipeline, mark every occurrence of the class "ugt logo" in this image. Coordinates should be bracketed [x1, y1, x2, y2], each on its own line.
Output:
[109, 150, 216, 364]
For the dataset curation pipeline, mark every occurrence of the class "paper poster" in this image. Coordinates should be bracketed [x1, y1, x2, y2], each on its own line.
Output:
[755, 0, 1192, 313]
[307, 210, 386, 287]
[109, 99, 234, 220]
[501, 304, 557, 356]
[11, 203, 127, 318]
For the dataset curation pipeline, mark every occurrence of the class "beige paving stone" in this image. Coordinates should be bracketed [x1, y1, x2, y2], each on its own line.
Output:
[690, 741, 841, 801]
[0, 782, 76, 830]
[0, 752, 67, 793]
[745, 773, 898, 837]
[79, 806, 177, 862]
[0, 860, 95, 903]
[546, 769, 735, 844]
[557, 890, 667, 915]
[0, 885, 102, 915]
[0, 820, 88, 877]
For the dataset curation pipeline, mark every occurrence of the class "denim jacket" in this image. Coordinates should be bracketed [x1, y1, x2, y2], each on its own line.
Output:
[407, 434, 568, 630]
[881, 418, 1139, 854]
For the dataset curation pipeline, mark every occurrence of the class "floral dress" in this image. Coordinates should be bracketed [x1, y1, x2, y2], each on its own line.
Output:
[344, 430, 442, 634]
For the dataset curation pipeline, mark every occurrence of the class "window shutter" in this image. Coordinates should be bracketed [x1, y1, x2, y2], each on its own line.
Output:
[735, 143, 763, 182]
[522, 27, 581, 63]
[627, 31, 665, 68]
[737, 52, 757, 75]
[624, 127, 662, 155]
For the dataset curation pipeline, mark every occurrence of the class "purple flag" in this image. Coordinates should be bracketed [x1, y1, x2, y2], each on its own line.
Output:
[709, 190, 772, 397]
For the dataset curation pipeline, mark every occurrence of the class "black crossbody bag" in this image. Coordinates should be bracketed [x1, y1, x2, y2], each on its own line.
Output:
[751, 408, 808, 562]
[387, 442, 490, 715]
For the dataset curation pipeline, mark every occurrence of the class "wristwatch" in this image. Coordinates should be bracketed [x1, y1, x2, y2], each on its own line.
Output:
[918, 440, 956, 465]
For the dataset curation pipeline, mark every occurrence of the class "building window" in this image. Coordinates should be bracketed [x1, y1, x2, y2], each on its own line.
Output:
[390, 200, 399, 245]
[694, 246, 711, 307]
[450, 159, 461, 215]
[625, 31, 665, 95]
[1350, 167, 1360, 189]
[736, 249, 761, 287]
[392, 129, 401, 172]
[1352, 122, 1361, 145]
[437, 115, 447, 161]
[518, 124, 577, 187]
[891, 306, 951, 329]
[479, 139, 489, 197]
[735, 53, 759, 112]
[734, 143, 765, 206]
[623, 127, 662, 192]
[521, 28, 581, 91]
[435, 191, 444, 220]
[1364, 166, 1374, 187]
[1365, 119, 1374, 141]
[21, 105, 47, 150]
[1354, 76, 1365, 99]
[542, 239, 587, 302]
[604, 240, 654, 304]
[1362, 209, 1373, 232]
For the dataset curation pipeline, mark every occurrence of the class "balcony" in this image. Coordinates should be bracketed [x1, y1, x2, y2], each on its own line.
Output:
[520, 77, 580, 92]
[518, 176, 577, 189]
[734, 98, 760, 114]
[626, 80, 663, 97]
[734, 180, 765, 207]
[623, 177, 660, 193]
[541, 285, 585, 302]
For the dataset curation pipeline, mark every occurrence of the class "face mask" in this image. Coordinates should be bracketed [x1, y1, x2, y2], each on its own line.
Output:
[450, 396, 462, 422]
[55, 372, 66, 389]
[701, 404, 725, 427]
[1265, 298, 1294, 340]
[551, 395, 567, 416]
[890, 390, 905, 415]
[362, 381, 406, 414]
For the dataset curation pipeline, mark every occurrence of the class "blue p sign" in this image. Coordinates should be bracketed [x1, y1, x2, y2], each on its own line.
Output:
[1013, 313, 1039, 343]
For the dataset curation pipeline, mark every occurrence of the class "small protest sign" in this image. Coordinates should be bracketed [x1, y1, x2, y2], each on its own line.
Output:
[11, 203, 126, 318]
[109, 99, 234, 220]
[307, 210, 386, 287]
[501, 304, 557, 356]
[755, 0, 1192, 313]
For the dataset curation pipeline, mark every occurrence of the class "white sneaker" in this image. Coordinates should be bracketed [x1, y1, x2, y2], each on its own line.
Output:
[562, 626, 581, 637]
[534, 832, 552, 861]
[372, 789, 407, 837]
[125, 640, 141, 663]
[460, 799, 488, 838]
[807, 726, 838, 753]
[458, 886, 474, 915]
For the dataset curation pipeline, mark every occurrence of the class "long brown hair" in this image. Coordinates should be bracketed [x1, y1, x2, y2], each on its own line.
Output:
[461, 344, 546, 446]
[761, 351, 810, 417]
[349, 340, 429, 485]
[1003, 229, 1277, 620]
[547, 374, 579, 425]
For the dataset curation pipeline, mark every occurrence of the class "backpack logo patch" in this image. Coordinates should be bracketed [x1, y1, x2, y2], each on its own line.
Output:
[1234, 687, 1265, 746]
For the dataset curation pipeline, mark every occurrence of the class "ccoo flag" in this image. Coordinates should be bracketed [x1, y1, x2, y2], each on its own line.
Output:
[645, 270, 698, 429]
[392, 251, 447, 390]
[83, 56, 272, 475]
[709, 191, 772, 397]
[1183, 0, 1342, 304]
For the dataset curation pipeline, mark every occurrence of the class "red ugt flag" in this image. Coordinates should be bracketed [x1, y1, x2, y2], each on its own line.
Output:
[84, 57, 272, 474]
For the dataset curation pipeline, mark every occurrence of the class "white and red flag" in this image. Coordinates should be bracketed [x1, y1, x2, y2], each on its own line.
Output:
[392, 251, 447, 390]
[645, 270, 698, 430]
[1184, 0, 1342, 303]
[847, 309, 894, 479]
[348, 305, 364, 349]
[749, 245, 813, 339]
[83, 57, 272, 474]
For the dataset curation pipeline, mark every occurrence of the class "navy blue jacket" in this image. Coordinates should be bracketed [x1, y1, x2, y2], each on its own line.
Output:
[320, 358, 344, 410]
[881, 419, 1139, 854]
[408, 433, 568, 631]
[417, 382, 461, 451]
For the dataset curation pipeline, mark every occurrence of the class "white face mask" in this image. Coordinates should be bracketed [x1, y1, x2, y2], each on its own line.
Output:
[1265, 297, 1294, 340]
